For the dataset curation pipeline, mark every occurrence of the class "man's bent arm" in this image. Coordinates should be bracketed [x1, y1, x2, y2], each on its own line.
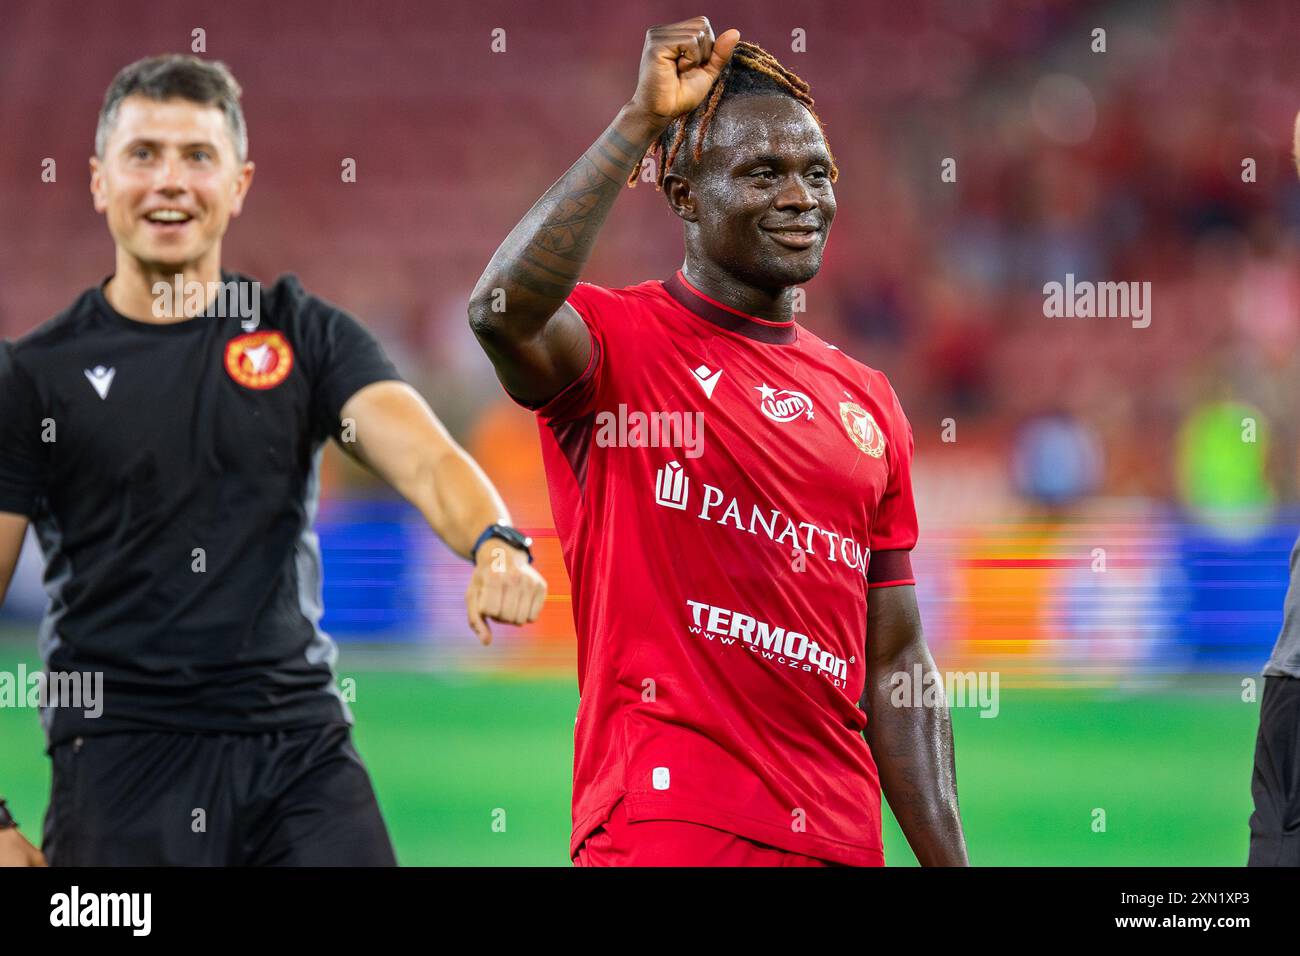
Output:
[340, 381, 514, 557]
[467, 104, 667, 404]
[862, 584, 969, 866]
[338, 381, 546, 643]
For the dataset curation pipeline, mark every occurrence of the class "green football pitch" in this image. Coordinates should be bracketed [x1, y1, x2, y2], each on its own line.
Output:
[0, 646, 1260, 865]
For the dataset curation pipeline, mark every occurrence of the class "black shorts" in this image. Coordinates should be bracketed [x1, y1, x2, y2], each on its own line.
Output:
[1248, 674, 1300, 866]
[42, 723, 397, 866]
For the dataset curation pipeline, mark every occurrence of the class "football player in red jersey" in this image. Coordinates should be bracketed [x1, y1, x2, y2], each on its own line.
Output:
[470, 17, 968, 866]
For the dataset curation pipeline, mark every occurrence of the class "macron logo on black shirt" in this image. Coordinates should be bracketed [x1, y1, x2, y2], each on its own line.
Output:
[84, 365, 115, 400]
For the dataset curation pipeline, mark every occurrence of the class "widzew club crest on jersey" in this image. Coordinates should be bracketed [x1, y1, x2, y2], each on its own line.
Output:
[225, 331, 294, 390]
[839, 401, 886, 458]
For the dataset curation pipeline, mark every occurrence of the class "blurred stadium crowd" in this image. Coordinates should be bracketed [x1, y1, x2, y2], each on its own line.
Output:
[3, 0, 1298, 677]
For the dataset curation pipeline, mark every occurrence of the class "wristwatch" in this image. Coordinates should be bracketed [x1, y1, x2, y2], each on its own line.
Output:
[472, 524, 534, 564]
[0, 799, 17, 830]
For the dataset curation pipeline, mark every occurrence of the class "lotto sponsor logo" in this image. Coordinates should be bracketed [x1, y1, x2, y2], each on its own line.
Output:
[653, 461, 870, 577]
[755, 383, 814, 422]
[685, 599, 849, 686]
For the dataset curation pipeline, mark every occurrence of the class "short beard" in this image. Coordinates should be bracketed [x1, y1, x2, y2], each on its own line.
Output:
[737, 250, 824, 293]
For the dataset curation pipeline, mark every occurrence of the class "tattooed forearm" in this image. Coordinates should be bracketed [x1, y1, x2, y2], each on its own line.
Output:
[470, 105, 664, 330]
[499, 161, 622, 300]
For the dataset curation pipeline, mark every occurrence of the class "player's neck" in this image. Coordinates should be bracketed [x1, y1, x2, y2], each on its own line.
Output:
[680, 260, 797, 324]
[105, 251, 225, 324]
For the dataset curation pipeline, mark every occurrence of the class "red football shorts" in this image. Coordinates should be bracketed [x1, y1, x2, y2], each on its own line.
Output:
[572, 799, 840, 867]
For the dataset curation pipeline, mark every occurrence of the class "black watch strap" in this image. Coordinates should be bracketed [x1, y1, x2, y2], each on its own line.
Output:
[472, 524, 534, 564]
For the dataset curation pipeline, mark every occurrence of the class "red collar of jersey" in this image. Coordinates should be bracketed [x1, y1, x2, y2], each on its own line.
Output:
[663, 270, 798, 345]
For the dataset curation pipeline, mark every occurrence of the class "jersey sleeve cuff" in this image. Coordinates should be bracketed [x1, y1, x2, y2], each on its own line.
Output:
[866, 549, 914, 588]
[326, 371, 404, 427]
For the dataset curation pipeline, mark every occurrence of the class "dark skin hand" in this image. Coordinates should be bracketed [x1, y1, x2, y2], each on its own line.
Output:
[863, 585, 969, 865]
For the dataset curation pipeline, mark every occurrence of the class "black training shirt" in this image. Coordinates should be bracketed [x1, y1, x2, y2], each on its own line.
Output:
[0, 272, 401, 748]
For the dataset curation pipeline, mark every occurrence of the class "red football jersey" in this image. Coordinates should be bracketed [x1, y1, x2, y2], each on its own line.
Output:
[519, 270, 919, 866]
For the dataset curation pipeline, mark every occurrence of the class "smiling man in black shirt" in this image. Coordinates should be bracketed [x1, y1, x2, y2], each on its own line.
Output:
[0, 54, 546, 866]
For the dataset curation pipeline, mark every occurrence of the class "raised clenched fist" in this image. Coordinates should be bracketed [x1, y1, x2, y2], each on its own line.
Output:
[629, 17, 740, 125]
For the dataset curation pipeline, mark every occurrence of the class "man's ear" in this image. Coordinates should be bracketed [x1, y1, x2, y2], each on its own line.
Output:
[89, 156, 107, 214]
[229, 161, 255, 218]
[663, 173, 698, 223]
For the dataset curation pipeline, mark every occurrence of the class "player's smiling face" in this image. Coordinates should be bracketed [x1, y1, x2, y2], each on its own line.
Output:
[90, 95, 253, 272]
[671, 94, 836, 290]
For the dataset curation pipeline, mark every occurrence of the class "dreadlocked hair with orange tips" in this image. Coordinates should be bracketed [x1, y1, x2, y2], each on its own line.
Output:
[628, 39, 838, 190]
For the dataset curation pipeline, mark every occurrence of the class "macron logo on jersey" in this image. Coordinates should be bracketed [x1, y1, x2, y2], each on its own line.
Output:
[84, 366, 115, 400]
[691, 364, 722, 399]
